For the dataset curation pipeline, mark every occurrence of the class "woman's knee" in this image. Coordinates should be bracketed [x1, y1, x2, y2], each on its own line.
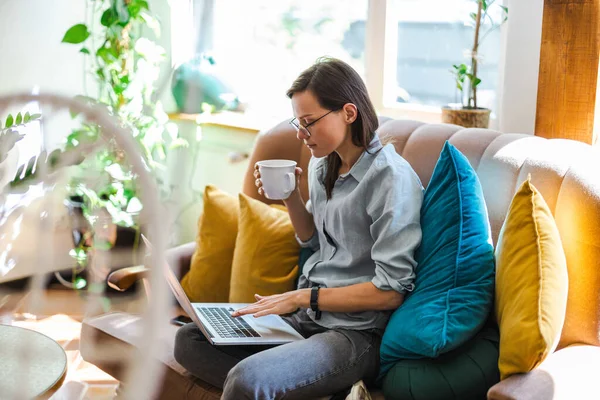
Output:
[223, 358, 265, 399]
[173, 323, 203, 368]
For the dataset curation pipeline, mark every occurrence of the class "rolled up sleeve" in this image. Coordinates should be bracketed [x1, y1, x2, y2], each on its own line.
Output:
[295, 199, 320, 251]
[368, 165, 423, 294]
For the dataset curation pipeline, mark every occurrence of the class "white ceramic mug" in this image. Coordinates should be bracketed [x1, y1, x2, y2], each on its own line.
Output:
[256, 159, 297, 200]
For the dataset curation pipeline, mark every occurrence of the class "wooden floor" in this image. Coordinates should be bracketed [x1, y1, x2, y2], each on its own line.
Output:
[2, 284, 146, 400]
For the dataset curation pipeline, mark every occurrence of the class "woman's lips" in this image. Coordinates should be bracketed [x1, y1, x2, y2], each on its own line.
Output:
[306, 143, 316, 148]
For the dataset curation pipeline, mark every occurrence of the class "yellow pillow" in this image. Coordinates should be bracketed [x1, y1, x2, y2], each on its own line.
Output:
[495, 177, 568, 380]
[181, 185, 238, 302]
[229, 193, 300, 303]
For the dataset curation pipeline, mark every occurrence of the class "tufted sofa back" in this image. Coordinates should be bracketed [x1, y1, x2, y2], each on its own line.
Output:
[243, 118, 600, 350]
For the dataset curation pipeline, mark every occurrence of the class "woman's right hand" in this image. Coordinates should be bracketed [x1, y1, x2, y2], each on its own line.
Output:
[253, 164, 265, 197]
[253, 164, 303, 199]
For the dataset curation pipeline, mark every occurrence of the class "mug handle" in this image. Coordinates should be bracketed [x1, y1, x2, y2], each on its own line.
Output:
[285, 172, 296, 192]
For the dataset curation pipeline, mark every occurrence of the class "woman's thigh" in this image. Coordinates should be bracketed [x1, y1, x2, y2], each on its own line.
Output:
[173, 323, 274, 389]
[222, 328, 381, 400]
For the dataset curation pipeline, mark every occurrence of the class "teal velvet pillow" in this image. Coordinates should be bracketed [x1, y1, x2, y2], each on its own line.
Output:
[382, 318, 500, 400]
[379, 141, 495, 377]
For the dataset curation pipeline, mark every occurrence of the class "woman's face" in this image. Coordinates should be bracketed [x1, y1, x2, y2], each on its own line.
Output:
[291, 90, 354, 158]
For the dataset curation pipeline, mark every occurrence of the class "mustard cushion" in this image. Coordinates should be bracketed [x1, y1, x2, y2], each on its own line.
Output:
[495, 177, 568, 380]
[229, 193, 300, 303]
[181, 185, 238, 302]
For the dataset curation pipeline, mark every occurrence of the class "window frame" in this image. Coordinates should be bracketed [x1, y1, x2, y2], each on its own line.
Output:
[366, 0, 503, 125]
[171, 0, 542, 132]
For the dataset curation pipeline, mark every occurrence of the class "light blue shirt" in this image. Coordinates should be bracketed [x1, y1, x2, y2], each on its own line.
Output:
[297, 135, 424, 330]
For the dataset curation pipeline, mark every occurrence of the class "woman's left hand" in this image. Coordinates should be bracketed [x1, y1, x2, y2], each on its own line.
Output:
[231, 290, 309, 318]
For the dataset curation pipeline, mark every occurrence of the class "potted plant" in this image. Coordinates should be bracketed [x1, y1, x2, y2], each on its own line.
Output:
[442, 0, 508, 128]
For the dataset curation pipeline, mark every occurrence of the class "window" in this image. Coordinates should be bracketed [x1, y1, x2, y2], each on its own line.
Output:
[177, 0, 505, 122]
[207, 0, 368, 119]
[390, 0, 502, 110]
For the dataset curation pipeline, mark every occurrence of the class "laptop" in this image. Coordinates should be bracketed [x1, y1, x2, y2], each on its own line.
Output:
[141, 235, 304, 346]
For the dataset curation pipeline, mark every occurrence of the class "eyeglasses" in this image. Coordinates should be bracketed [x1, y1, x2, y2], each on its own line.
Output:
[289, 110, 336, 137]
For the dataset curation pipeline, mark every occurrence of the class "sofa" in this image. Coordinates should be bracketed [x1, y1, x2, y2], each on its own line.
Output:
[80, 118, 600, 399]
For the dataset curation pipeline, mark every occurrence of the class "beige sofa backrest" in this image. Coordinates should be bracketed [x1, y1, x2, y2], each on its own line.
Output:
[243, 118, 600, 350]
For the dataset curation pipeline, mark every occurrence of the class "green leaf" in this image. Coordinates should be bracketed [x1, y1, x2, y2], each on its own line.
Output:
[74, 277, 87, 290]
[5, 114, 13, 128]
[47, 149, 62, 168]
[13, 164, 25, 181]
[500, 5, 508, 14]
[24, 155, 37, 179]
[69, 248, 88, 261]
[15, 112, 22, 125]
[80, 47, 90, 55]
[30, 113, 41, 120]
[97, 47, 117, 63]
[66, 129, 98, 148]
[473, 78, 482, 87]
[62, 24, 90, 44]
[138, 0, 150, 10]
[126, 197, 143, 213]
[101, 8, 118, 27]
[470, 12, 477, 21]
[24, 111, 31, 123]
[481, 0, 488, 12]
[128, 0, 149, 17]
[123, 188, 135, 201]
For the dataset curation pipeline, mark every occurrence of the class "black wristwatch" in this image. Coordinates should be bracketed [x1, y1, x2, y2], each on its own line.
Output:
[310, 286, 322, 320]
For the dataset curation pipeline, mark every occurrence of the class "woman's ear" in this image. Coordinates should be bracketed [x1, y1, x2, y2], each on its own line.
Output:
[342, 103, 358, 124]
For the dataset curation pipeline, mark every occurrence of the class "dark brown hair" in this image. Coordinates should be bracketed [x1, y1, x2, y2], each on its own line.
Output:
[287, 57, 379, 199]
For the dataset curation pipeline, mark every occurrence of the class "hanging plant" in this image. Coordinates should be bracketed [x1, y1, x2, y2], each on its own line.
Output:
[56, 0, 184, 288]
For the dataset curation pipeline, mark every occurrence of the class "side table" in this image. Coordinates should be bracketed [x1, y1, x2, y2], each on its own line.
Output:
[0, 324, 67, 398]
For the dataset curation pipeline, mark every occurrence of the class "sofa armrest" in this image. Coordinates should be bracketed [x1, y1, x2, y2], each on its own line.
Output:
[107, 242, 197, 291]
[107, 265, 150, 292]
[487, 345, 600, 400]
[165, 241, 197, 280]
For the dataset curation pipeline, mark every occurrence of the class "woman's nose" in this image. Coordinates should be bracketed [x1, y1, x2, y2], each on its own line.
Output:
[297, 128, 310, 141]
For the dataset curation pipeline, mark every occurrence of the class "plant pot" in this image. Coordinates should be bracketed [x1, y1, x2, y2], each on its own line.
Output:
[441, 107, 491, 129]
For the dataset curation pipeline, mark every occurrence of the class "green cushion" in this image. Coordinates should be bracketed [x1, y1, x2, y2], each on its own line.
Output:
[381, 320, 500, 400]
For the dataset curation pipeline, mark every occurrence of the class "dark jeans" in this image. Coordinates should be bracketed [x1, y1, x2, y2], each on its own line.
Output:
[174, 308, 382, 400]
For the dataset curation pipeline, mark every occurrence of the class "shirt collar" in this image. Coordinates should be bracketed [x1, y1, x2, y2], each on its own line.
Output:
[346, 134, 383, 182]
[315, 134, 383, 183]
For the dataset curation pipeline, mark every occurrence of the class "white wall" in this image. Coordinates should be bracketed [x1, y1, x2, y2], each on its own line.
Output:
[0, 0, 177, 149]
[498, 0, 544, 134]
[0, 0, 87, 97]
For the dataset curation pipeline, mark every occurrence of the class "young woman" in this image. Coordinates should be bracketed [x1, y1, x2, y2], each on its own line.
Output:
[174, 57, 424, 400]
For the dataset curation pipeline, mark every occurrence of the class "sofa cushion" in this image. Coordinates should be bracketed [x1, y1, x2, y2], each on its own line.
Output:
[229, 193, 300, 302]
[181, 185, 238, 302]
[495, 177, 568, 380]
[381, 318, 500, 400]
[380, 142, 495, 375]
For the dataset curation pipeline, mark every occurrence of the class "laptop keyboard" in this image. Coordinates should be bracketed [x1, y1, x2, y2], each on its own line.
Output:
[197, 307, 261, 338]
